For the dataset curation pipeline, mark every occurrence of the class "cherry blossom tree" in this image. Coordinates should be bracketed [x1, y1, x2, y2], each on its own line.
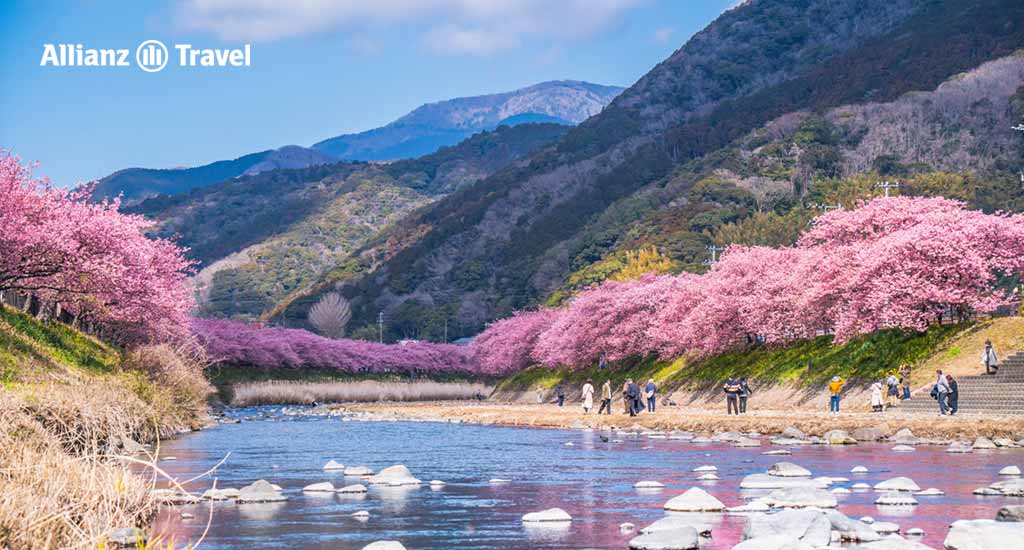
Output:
[469, 309, 560, 375]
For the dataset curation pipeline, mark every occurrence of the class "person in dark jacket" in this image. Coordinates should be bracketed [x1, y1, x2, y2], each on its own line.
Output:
[724, 377, 742, 415]
[625, 378, 640, 416]
[645, 379, 657, 413]
[556, 386, 566, 408]
[738, 377, 753, 414]
[946, 374, 959, 415]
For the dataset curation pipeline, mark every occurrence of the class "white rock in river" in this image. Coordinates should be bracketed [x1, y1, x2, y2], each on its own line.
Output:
[488, 478, 512, 484]
[429, 480, 446, 487]
[874, 477, 921, 492]
[693, 465, 717, 472]
[763, 449, 793, 455]
[732, 535, 813, 550]
[628, 527, 699, 550]
[337, 484, 368, 494]
[973, 437, 997, 449]
[237, 480, 287, 503]
[640, 514, 718, 535]
[367, 465, 421, 486]
[944, 519, 1024, 550]
[999, 465, 1022, 476]
[989, 478, 1024, 495]
[351, 510, 371, 518]
[852, 466, 869, 473]
[906, 528, 924, 536]
[323, 460, 345, 471]
[698, 473, 719, 481]
[742, 509, 832, 547]
[947, 442, 973, 454]
[662, 487, 725, 512]
[344, 466, 374, 476]
[734, 437, 762, 447]
[302, 482, 335, 493]
[768, 462, 813, 477]
[620, 522, 636, 532]
[727, 501, 771, 513]
[852, 483, 872, 490]
[849, 535, 935, 549]
[832, 487, 852, 495]
[767, 487, 838, 508]
[361, 541, 404, 550]
[891, 445, 916, 452]
[875, 493, 918, 506]
[740, 473, 829, 490]
[914, 488, 944, 496]
[872, 521, 901, 534]
[824, 510, 881, 542]
[202, 488, 239, 500]
[861, 516, 876, 524]
[521, 508, 571, 523]
[974, 487, 1002, 496]
[635, 481, 666, 489]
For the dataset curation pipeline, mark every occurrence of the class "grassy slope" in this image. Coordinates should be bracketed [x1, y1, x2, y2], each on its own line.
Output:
[0, 304, 121, 380]
[494, 318, 1024, 399]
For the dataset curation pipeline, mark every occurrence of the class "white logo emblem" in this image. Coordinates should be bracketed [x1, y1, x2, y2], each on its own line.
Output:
[135, 40, 168, 72]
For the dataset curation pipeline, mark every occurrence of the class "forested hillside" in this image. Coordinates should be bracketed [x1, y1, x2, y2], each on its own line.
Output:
[129, 123, 570, 320]
[272, 0, 1024, 342]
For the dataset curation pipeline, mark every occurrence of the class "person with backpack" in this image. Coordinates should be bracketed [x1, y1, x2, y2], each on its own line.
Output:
[885, 373, 900, 409]
[625, 378, 641, 416]
[724, 377, 742, 415]
[738, 377, 753, 414]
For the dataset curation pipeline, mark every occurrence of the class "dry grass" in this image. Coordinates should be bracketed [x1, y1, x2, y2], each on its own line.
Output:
[231, 380, 492, 406]
[0, 319, 213, 550]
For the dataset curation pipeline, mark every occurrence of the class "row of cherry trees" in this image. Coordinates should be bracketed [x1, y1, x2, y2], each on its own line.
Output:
[471, 196, 1024, 374]
[0, 153, 194, 343]
[193, 319, 476, 375]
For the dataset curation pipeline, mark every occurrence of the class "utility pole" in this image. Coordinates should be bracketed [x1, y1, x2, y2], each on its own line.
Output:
[444, 318, 448, 344]
[378, 311, 383, 344]
[703, 245, 726, 266]
[875, 180, 900, 197]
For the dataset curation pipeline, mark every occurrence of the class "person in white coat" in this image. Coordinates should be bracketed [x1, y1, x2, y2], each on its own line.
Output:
[870, 381, 884, 413]
[982, 340, 999, 375]
[581, 379, 595, 413]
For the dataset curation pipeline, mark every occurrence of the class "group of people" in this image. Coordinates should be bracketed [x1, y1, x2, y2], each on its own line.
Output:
[722, 376, 753, 414]
[868, 369, 913, 412]
[546, 378, 659, 416]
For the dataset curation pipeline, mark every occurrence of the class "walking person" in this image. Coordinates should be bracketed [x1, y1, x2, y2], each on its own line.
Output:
[625, 378, 640, 417]
[622, 380, 631, 414]
[536, 387, 543, 404]
[581, 379, 595, 413]
[645, 378, 657, 413]
[738, 377, 753, 414]
[556, 386, 566, 408]
[724, 377, 741, 415]
[982, 340, 999, 375]
[933, 369, 951, 415]
[870, 381, 884, 412]
[828, 376, 845, 413]
[946, 374, 959, 415]
[885, 372, 900, 409]
[598, 353, 608, 371]
[598, 379, 612, 415]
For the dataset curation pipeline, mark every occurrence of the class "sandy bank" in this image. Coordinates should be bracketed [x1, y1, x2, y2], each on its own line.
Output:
[346, 401, 1024, 441]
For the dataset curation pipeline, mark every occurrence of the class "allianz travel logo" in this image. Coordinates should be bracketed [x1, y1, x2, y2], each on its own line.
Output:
[40, 40, 252, 72]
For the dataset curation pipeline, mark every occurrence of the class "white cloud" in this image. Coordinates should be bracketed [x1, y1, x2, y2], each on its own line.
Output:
[652, 26, 674, 44]
[176, 0, 647, 54]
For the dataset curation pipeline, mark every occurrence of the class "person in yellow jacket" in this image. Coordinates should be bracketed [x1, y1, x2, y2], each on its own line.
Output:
[828, 376, 845, 414]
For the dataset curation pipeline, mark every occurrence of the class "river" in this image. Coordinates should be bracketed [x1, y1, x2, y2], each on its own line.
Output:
[151, 406, 1023, 549]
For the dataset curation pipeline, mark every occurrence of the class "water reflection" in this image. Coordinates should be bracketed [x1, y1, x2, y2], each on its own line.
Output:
[148, 406, 1024, 550]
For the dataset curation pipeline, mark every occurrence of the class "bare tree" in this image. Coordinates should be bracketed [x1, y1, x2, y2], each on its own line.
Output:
[308, 292, 352, 339]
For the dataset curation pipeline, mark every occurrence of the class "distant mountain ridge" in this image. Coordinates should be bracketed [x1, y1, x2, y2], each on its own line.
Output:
[312, 80, 623, 160]
[92, 80, 622, 204]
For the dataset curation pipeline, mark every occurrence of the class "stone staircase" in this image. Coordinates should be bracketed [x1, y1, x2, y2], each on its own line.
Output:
[899, 352, 1024, 415]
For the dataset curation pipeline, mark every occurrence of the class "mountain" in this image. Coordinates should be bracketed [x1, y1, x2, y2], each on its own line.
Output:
[268, 0, 1024, 342]
[92, 145, 333, 204]
[311, 80, 623, 160]
[127, 123, 571, 320]
[94, 80, 621, 205]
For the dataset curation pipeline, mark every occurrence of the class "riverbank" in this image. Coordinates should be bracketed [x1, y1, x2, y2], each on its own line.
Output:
[0, 304, 212, 549]
[347, 401, 1024, 441]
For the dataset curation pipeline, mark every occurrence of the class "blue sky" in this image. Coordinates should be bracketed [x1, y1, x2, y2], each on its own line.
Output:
[0, 1, 736, 187]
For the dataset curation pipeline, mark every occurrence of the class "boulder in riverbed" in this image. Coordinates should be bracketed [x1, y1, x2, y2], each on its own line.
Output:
[824, 429, 857, 445]
[663, 487, 725, 512]
[635, 481, 665, 489]
[768, 462, 813, 477]
[999, 465, 1022, 476]
[237, 480, 287, 503]
[337, 484, 368, 494]
[997, 505, 1024, 522]
[323, 460, 345, 471]
[302, 482, 335, 493]
[361, 542, 405, 550]
[732, 535, 813, 550]
[628, 527, 699, 550]
[522, 508, 572, 522]
[767, 487, 837, 508]
[875, 493, 917, 506]
[344, 466, 374, 476]
[741, 509, 831, 547]
[740, 473, 829, 490]
[367, 465, 421, 486]
[944, 519, 1024, 550]
[972, 437, 997, 449]
[874, 477, 921, 492]
[825, 510, 881, 542]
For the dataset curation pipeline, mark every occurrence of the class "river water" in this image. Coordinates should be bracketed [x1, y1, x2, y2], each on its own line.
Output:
[151, 406, 1023, 549]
